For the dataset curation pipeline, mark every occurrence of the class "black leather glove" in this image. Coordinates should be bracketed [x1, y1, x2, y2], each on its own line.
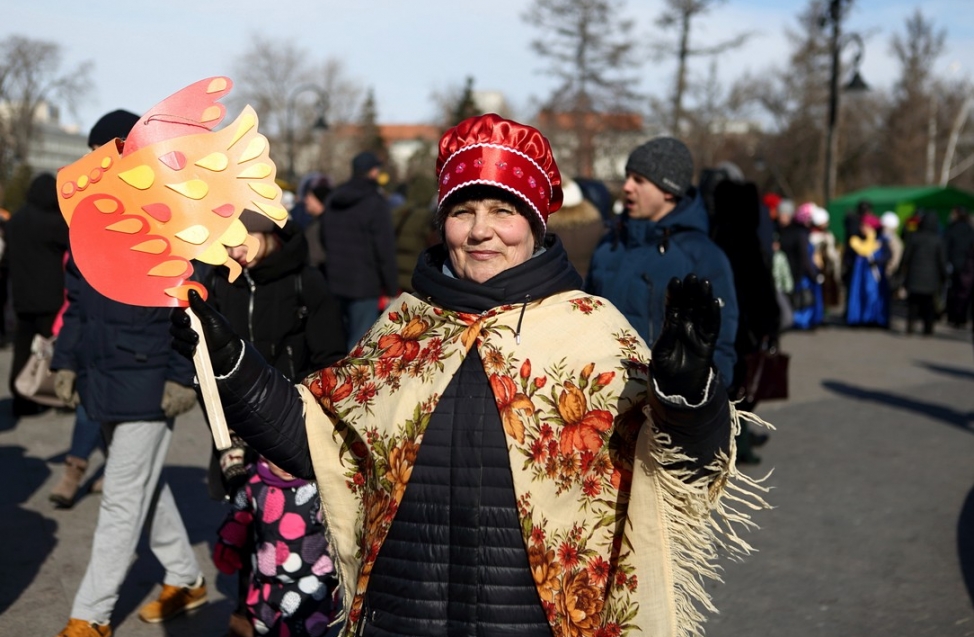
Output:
[170, 289, 243, 377]
[650, 274, 721, 404]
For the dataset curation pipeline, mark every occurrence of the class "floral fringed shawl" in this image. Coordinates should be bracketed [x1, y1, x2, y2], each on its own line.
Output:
[300, 290, 770, 637]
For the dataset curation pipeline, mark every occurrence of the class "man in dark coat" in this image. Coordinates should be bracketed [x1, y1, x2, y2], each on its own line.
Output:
[4, 172, 69, 415]
[944, 206, 974, 326]
[321, 151, 398, 350]
[898, 211, 948, 335]
[586, 136, 739, 387]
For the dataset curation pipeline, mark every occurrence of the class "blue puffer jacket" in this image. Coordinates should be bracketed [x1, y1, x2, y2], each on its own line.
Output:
[51, 258, 195, 423]
[585, 190, 738, 385]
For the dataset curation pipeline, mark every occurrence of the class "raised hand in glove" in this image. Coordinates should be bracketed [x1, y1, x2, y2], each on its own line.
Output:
[54, 369, 81, 408]
[650, 274, 721, 405]
[170, 289, 243, 377]
[161, 380, 198, 418]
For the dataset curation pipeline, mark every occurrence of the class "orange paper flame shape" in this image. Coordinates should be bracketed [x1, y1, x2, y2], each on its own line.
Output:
[56, 76, 287, 307]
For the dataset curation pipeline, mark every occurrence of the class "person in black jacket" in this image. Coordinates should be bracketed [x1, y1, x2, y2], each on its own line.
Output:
[211, 210, 346, 383]
[5, 172, 69, 415]
[944, 206, 974, 326]
[897, 211, 948, 335]
[712, 180, 780, 464]
[204, 209, 347, 500]
[321, 152, 398, 350]
[172, 114, 768, 637]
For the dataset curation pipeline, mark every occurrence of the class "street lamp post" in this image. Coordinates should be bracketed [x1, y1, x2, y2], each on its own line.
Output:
[823, 0, 868, 205]
[285, 83, 329, 184]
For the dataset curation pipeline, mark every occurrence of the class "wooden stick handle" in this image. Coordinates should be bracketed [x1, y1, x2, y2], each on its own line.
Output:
[188, 308, 232, 450]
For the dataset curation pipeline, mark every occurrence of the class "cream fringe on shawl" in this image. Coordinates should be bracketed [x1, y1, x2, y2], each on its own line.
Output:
[301, 390, 773, 637]
[297, 287, 774, 637]
[641, 401, 773, 637]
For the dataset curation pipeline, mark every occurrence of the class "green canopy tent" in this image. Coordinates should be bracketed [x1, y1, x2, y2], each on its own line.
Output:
[825, 185, 974, 241]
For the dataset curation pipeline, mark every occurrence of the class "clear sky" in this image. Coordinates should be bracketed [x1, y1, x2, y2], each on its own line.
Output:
[4, 0, 973, 133]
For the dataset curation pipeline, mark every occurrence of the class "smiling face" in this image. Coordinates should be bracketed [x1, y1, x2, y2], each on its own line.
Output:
[622, 172, 677, 221]
[443, 197, 537, 283]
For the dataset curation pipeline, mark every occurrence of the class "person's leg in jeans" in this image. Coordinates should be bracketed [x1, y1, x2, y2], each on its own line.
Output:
[68, 404, 104, 460]
[50, 404, 106, 507]
[70, 419, 200, 624]
[341, 296, 380, 351]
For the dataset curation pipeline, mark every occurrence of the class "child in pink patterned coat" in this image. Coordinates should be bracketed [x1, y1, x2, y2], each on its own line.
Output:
[213, 457, 337, 636]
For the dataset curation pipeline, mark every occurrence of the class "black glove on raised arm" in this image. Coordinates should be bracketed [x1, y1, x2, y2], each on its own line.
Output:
[650, 274, 721, 405]
[170, 289, 244, 377]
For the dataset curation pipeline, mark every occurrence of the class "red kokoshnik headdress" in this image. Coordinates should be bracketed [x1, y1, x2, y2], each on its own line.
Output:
[436, 114, 563, 230]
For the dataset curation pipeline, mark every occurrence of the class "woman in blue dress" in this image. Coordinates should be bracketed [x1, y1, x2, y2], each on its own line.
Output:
[845, 213, 891, 327]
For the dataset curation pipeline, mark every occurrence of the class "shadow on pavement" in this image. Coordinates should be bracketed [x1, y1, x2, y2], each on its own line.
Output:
[0, 445, 56, 614]
[957, 483, 974, 610]
[0, 398, 19, 433]
[821, 380, 974, 433]
[918, 361, 974, 381]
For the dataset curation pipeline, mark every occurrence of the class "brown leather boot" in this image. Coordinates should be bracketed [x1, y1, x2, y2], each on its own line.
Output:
[50, 456, 88, 508]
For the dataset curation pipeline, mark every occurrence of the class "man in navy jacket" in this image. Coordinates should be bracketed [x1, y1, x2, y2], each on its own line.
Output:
[586, 137, 738, 387]
[50, 110, 206, 637]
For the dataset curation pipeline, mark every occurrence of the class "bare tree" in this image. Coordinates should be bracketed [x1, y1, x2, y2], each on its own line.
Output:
[523, 0, 641, 176]
[883, 9, 946, 185]
[940, 80, 974, 187]
[728, 0, 838, 202]
[229, 36, 311, 138]
[230, 37, 363, 182]
[314, 58, 365, 128]
[653, 0, 752, 135]
[0, 35, 92, 182]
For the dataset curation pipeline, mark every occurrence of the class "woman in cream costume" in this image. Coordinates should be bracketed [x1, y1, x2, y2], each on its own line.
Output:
[172, 114, 768, 637]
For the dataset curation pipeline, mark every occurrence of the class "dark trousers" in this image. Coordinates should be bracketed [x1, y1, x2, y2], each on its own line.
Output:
[906, 292, 936, 335]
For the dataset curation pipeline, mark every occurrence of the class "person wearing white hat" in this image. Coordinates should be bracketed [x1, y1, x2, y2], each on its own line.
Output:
[880, 212, 904, 285]
[809, 206, 841, 311]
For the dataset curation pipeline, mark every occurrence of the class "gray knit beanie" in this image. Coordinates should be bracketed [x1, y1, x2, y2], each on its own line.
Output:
[625, 137, 694, 197]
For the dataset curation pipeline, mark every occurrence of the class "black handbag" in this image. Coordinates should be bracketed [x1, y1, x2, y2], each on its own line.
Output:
[744, 346, 790, 403]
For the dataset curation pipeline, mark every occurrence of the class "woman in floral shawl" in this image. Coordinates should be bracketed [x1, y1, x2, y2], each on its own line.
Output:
[172, 114, 768, 637]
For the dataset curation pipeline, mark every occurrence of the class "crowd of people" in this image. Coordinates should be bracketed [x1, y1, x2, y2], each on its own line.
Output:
[763, 196, 971, 338]
[3, 103, 971, 637]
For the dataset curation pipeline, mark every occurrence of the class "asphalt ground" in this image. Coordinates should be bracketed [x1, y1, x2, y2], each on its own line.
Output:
[2, 309, 974, 636]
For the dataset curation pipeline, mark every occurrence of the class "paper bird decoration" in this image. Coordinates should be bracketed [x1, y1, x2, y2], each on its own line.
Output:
[56, 76, 287, 308]
[56, 76, 287, 449]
